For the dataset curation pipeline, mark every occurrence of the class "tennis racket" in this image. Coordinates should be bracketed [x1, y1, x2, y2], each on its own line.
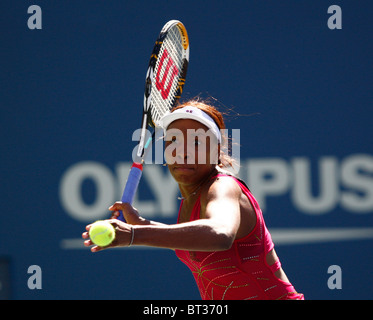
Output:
[118, 20, 190, 221]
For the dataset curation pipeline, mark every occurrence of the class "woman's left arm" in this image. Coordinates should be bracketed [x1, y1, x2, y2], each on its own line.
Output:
[83, 177, 242, 252]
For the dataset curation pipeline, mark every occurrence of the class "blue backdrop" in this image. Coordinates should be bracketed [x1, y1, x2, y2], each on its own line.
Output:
[1, 1, 372, 300]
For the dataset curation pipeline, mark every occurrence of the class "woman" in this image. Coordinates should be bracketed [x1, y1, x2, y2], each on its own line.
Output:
[82, 100, 304, 300]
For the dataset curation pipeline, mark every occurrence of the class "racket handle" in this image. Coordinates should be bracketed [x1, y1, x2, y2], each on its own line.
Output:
[117, 163, 143, 221]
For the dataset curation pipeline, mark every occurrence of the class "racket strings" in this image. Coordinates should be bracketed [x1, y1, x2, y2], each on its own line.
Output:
[151, 26, 186, 126]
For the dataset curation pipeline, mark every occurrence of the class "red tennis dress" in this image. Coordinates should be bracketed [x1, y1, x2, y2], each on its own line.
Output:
[175, 174, 304, 300]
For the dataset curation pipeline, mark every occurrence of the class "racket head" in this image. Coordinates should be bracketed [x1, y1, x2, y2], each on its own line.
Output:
[144, 20, 190, 128]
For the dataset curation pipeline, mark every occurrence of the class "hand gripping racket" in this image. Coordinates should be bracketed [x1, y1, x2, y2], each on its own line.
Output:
[118, 20, 190, 221]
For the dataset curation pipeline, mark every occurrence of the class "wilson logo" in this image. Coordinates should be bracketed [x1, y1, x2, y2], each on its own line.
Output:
[155, 48, 179, 99]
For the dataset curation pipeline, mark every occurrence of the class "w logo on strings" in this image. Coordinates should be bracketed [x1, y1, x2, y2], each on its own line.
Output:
[155, 48, 179, 99]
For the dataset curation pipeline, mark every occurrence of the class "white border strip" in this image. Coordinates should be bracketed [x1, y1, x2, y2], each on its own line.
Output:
[270, 227, 373, 246]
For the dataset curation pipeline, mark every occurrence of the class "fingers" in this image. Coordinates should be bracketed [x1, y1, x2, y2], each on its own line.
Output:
[90, 245, 103, 252]
[82, 202, 134, 252]
[82, 219, 121, 252]
[109, 202, 133, 221]
[82, 231, 89, 239]
[82, 227, 105, 252]
[109, 201, 132, 212]
[82, 234, 107, 252]
[108, 202, 125, 220]
[108, 201, 123, 211]
[110, 211, 120, 219]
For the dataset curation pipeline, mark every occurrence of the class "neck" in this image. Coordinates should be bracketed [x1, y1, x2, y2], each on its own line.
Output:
[178, 167, 218, 201]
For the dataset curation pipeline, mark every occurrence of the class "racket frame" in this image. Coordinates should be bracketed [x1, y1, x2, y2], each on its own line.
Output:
[118, 20, 189, 221]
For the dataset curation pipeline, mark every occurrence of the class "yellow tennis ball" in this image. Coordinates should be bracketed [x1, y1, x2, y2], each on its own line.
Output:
[89, 221, 115, 247]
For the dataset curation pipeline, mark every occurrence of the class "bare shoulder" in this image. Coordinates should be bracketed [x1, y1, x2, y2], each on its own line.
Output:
[199, 173, 256, 238]
[200, 175, 242, 205]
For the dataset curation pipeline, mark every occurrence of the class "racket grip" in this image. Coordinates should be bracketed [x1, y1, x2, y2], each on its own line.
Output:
[117, 163, 143, 221]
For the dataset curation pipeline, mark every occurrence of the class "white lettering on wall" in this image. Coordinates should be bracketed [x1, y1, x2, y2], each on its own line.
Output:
[59, 154, 373, 222]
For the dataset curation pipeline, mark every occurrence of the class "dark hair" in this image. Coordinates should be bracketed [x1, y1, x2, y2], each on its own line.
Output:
[172, 100, 237, 169]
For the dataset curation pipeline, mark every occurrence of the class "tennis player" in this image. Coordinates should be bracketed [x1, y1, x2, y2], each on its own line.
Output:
[82, 100, 304, 300]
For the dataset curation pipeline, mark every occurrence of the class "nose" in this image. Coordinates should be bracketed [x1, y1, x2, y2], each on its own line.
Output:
[175, 141, 193, 164]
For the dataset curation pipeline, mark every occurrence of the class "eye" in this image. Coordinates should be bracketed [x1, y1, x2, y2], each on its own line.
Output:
[165, 134, 178, 145]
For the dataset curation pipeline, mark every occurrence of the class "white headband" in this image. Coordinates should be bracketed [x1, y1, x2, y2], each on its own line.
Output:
[160, 106, 222, 143]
